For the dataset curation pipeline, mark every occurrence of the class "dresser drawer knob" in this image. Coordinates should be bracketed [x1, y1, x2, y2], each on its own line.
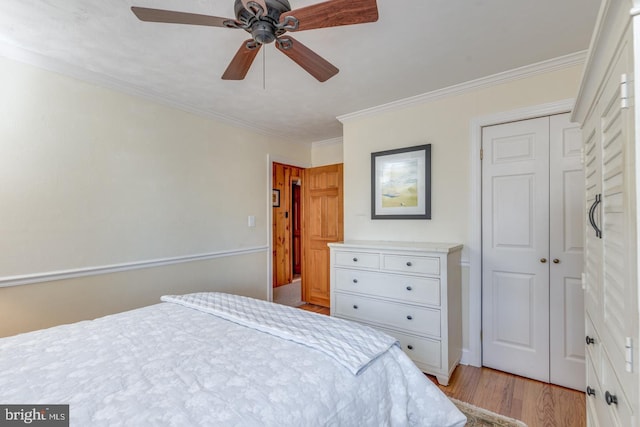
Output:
[352, 257, 358, 262]
[353, 279, 358, 284]
[353, 305, 358, 310]
[407, 345, 414, 350]
[586, 386, 596, 397]
[406, 261, 412, 267]
[406, 315, 413, 320]
[586, 335, 595, 345]
[406, 286, 412, 291]
[605, 391, 618, 406]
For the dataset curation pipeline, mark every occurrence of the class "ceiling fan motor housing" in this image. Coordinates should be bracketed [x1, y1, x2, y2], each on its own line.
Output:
[234, 0, 292, 44]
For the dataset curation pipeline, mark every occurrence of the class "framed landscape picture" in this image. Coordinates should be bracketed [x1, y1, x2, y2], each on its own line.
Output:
[371, 144, 431, 219]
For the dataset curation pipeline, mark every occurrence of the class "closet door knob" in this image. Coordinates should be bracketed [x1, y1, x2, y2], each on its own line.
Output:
[406, 261, 412, 267]
[586, 336, 595, 345]
[352, 257, 358, 262]
[407, 345, 414, 350]
[352, 305, 358, 310]
[406, 315, 413, 320]
[553, 259, 560, 264]
[540, 258, 547, 263]
[586, 386, 596, 397]
[352, 279, 358, 284]
[406, 286, 413, 291]
[605, 391, 618, 406]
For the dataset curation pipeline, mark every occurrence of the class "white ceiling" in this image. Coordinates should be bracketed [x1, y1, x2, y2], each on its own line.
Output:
[0, 0, 601, 144]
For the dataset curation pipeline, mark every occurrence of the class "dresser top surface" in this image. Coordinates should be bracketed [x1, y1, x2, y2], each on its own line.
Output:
[328, 240, 463, 253]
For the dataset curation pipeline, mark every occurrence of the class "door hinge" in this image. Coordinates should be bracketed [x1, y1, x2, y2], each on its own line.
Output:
[625, 337, 634, 373]
[480, 148, 484, 160]
[621, 73, 630, 109]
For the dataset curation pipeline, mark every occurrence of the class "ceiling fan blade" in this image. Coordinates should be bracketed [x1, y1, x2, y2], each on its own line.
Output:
[222, 40, 262, 80]
[276, 37, 338, 82]
[281, 0, 378, 32]
[131, 7, 230, 27]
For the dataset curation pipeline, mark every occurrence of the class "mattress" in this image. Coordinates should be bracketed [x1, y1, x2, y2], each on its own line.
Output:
[0, 292, 466, 426]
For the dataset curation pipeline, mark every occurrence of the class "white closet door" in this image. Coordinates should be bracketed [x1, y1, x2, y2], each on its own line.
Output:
[549, 113, 585, 391]
[482, 116, 550, 382]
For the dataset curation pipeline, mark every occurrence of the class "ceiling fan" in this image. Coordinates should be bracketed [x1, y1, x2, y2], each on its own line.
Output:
[131, 0, 378, 82]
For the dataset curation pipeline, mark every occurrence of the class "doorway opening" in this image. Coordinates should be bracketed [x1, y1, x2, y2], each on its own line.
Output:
[272, 162, 304, 307]
[270, 161, 344, 309]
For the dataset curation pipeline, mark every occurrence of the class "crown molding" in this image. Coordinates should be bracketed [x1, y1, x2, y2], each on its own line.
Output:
[0, 41, 283, 140]
[337, 50, 587, 124]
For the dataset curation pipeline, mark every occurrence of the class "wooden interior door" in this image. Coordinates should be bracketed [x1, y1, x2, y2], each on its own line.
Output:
[302, 164, 343, 307]
[273, 163, 302, 287]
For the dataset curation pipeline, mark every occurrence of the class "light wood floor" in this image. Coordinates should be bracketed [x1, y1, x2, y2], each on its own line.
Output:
[296, 303, 586, 427]
[428, 365, 585, 427]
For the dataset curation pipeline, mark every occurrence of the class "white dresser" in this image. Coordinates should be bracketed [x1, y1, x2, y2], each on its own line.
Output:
[328, 240, 463, 385]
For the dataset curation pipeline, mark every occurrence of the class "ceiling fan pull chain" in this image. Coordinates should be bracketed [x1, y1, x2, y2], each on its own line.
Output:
[263, 46, 266, 90]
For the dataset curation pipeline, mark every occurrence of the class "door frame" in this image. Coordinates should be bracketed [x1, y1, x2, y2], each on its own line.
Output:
[466, 98, 575, 367]
[266, 155, 311, 302]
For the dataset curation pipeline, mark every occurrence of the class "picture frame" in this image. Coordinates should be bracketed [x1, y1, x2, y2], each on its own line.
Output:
[371, 144, 431, 219]
[272, 189, 280, 207]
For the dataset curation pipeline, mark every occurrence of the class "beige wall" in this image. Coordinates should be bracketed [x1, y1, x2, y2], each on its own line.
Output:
[311, 138, 343, 166]
[0, 57, 310, 337]
[340, 64, 584, 356]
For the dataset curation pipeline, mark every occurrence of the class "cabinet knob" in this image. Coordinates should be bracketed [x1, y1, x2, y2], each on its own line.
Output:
[586, 335, 595, 345]
[352, 279, 358, 284]
[540, 258, 547, 263]
[586, 386, 596, 397]
[407, 345, 414, 350]
[352, 257, 358, 262]
[406, 286, 412, 291]
[605, 391, 618, 406]
[406, 261, 412, 267]
[406, 315, 413, 320]
[352, 304, 358, 310]
[553, 258, 560, 264]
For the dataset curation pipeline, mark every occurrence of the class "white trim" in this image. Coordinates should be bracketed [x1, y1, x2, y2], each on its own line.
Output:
[0, 41, 284, 141]
[465, 99, 575, 368]
[0, 246, 269, 288]
[338, 51, 586, 124]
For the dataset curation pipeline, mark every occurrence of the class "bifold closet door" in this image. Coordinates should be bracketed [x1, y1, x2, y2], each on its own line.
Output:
[482, 116, 550, 383]
[482, 113, 585, 390]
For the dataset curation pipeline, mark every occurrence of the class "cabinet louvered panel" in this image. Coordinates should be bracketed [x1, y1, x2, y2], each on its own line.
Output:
[601, 83, 627, 357]
[583, 126, 602, 319]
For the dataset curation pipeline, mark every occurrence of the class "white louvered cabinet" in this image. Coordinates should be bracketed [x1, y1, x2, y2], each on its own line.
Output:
[572, 1, 640, 425]
[328, 241, 463, 385]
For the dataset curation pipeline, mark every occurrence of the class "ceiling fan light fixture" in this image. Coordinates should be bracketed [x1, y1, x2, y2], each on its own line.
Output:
[251, 21, 276, 44]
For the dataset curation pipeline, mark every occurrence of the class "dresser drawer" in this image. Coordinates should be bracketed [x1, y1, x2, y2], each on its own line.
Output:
[376, 326, 442, 370]
[334, 251, 380, 269]
[382, 254, 439, 275]
[335, 268, 440, 306]
[334, 294, 440, 337]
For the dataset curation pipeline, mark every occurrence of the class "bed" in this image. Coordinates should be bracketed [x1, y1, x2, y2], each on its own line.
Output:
[0, 292, 466, 426]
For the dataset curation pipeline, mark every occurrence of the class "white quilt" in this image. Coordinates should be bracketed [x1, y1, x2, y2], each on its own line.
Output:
[0, 292, 466, 427]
